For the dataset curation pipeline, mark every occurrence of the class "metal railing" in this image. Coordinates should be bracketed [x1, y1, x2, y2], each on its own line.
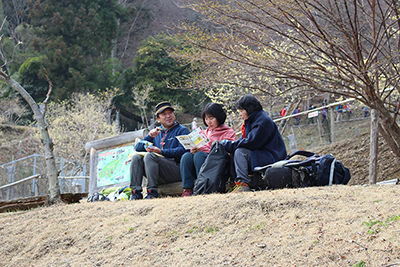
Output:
[0, 154, 88, 201]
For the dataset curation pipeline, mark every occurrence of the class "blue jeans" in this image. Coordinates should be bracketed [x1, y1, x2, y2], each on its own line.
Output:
[180, 151, 208, 189]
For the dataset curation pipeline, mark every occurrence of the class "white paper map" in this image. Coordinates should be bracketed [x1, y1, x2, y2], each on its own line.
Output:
[176, 127, 210, 149]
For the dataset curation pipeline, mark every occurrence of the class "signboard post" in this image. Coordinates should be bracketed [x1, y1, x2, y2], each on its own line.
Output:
[86, 129, 148, 195]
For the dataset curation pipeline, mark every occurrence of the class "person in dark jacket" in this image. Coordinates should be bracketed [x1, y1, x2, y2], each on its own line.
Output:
[222, 95, 287, 192]
[129, 101, 190, 199]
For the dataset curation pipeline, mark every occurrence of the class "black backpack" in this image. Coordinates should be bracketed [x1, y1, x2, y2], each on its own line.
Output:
[255, 150, 351, 189]
[193, 141, 231, 195]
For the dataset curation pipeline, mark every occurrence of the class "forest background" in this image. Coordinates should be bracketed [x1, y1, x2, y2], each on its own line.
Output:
[0, 0, 213, 185]
[0, 0, 209, 126]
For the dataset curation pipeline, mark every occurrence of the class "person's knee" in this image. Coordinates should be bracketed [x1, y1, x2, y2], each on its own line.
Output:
[131, 154, 143, 165]
[193, 152, 206, 162]
[235, 147, 250, 159]
[193, 152, 207, 168]
[143, 152, 158, 163]
[181, 152, 193, 164]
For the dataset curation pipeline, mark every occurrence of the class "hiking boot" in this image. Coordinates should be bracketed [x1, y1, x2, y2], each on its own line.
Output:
[230, 182, 251, 193]
[226, 182, 235, 193]
[145, 189, 159, 199]
[181, 189, 193, 197]
[130, 190, 143, 200]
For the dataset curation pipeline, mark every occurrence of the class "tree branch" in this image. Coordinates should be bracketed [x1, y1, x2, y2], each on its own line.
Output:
[42, 68, 53, 118]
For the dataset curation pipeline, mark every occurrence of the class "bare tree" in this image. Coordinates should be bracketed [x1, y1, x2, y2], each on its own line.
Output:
[0, 15, 61, 202]
[0, 69, 61, 203]
[43, 89, 119, 175]
[175, 0, 400, 183]
[132, 84, 154, 128]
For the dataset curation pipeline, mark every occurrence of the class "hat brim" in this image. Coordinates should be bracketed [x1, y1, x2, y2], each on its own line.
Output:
[156, 106, 174, 116]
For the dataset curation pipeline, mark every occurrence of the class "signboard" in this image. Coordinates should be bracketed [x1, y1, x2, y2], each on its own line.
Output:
[308, 111, 319, 118]
[97, 145, 135, 187]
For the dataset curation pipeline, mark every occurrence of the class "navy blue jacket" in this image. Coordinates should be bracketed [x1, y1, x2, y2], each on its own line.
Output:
[135, 122, 190, 163]
[223, 110, 287, 170]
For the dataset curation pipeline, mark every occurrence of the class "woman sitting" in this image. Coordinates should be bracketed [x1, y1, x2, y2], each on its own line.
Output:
[222, 94, 287, 193]
[180, 103, 236, 197]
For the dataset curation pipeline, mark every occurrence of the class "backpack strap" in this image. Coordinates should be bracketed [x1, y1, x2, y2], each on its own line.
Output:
[329, 158, 336, 186]
[254, 151, 318, 173]
[118, 186, 129, 194]
[285, 150, 317, 160]
[254, 160, 294, 172]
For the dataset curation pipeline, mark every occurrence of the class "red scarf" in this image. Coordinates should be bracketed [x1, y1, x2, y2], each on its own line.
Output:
[241, 122, 246, 138]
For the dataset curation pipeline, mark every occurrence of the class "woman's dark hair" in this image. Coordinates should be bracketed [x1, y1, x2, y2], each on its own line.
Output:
[236, 94, 263, 115]
[201, 103, 227, 127]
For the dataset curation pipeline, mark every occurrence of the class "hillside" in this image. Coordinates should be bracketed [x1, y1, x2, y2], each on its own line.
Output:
[1, 123, 400, 266]
[116, 0, 201, 69]
[314, 132, 400, 185]
[1, 185, 399, 266]
[0, 125, 40, 165]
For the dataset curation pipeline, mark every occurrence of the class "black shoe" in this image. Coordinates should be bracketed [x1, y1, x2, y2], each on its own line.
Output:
[130, 190, 143, 200]
[145, 189, 159, 199]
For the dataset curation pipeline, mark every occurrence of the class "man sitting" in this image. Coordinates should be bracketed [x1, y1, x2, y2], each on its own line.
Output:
[129, 101, 190, 199]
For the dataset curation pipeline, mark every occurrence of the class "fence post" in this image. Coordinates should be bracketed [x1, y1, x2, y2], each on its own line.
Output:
[6, 164, 15, 200]
[330, 108, 335, 143]
[32, 154, 38, 196]
[79, 164, 87, 192]
[317, 112, 323, 145]
[89, 147, 97, 196]
[59, 158, 64, 193]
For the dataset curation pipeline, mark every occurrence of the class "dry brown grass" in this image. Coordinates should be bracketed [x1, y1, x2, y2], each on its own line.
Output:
[2, 123, 400, 267]
[1, 185, 400, 267]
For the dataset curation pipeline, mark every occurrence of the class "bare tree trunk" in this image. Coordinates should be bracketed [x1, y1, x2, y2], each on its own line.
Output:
[0, 71, 61, 203]
[376, 105, 400, 158]
[369, 109, 379, 184]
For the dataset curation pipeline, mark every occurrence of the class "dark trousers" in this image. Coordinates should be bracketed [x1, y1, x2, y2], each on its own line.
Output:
[130, 153, 181, 192]
[230, 147, 252, 185]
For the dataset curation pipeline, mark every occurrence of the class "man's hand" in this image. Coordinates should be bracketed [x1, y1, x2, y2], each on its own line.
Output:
[149, 127, 162, 138]
[146, 146, 162, 154]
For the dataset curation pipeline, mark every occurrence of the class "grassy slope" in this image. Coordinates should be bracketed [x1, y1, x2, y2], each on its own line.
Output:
[1, 121, 400, 266]
[1, 185, 400, 266]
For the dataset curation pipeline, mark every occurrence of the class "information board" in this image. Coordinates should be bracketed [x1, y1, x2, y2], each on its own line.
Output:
[97, 145, 135, 187]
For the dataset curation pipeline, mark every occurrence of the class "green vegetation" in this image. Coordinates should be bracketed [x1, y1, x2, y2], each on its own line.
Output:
[0, 0, 205, 128]
[351, 260, 365, 267]
[187, 226, 198, 233]
[362, 215, 400, 235]
[205, 226, 218, 233]
[121, 34, 207, 114]
[249, 222, 266, 231]
[26, 0, 124, 99]
[167, 230, 179, 235]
